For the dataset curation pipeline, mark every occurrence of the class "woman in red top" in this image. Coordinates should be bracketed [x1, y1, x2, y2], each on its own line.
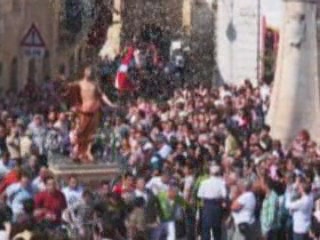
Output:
[34, 176, 67, 227]
[112, 172, 135, 202]
[0, 164, 21, 194]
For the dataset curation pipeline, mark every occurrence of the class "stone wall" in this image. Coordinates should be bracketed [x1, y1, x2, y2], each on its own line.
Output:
[0, 0, 93, 91]
[0, 0, 217, 91]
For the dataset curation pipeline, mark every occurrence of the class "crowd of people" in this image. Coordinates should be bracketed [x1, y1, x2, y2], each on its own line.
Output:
[0, 46, 320, 240]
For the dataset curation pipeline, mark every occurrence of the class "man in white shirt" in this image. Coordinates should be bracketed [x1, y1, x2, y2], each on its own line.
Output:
[28, 115, 47, 155]
[5, 172, 33, 221]
[231, 180, 257, 240]
[62, 176, 83, 208]
[197, 164, 227, 240]
[146, 171, 170, 195]
[259, 82, 271, 102]
[288, 181, 314, 240]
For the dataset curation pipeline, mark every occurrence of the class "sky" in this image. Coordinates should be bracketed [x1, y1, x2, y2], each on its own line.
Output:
[261, 0, 283, 28]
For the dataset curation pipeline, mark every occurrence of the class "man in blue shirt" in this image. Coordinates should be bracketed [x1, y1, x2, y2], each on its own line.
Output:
[4, 171, 33, 221]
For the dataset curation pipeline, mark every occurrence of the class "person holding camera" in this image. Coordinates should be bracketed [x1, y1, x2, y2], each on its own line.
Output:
[231, 179, 258, 240]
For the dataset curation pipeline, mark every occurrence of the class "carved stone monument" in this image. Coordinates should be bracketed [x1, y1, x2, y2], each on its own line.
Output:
[216, 0, 261, 85]
[267, 0, 320, 146]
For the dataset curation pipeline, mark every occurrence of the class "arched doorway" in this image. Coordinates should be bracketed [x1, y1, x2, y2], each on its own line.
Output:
[10, 58, 18, 91]
[27, 58, 36, 82]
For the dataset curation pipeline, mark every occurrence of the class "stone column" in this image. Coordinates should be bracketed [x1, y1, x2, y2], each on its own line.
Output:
[106, 0, 122, 55]
[182, 0, 192, 35]
[267, 0, 320, 145]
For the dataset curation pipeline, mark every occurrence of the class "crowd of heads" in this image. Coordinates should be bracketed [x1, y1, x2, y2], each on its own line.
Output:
[0, 58, 320, 240]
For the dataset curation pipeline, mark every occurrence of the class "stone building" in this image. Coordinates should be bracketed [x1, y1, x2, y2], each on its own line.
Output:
[0, 0, 216, 91]
[0, 0, 113, 91]
[0, 0, 60, 90]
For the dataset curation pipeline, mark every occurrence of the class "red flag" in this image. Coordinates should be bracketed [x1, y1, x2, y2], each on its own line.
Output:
[115, 47, 135, 91]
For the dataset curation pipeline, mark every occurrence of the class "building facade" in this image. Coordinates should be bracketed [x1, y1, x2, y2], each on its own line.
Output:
[0, 0, 60, 90]
[0, 0, 109, 91]
[0, 0, 216, 91]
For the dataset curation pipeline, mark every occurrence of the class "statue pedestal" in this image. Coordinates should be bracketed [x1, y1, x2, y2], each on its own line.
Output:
[48, 154, 121, 186]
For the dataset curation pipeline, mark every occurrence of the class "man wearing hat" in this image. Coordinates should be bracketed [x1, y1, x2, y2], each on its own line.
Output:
[197, 164, 227, 240]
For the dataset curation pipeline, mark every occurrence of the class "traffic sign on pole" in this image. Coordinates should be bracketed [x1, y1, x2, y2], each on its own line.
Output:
[20, 23, 46, 58]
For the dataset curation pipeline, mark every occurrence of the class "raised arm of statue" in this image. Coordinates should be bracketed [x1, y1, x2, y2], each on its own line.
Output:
[102, 93, 117, 108]
[98, 86, 117, 108]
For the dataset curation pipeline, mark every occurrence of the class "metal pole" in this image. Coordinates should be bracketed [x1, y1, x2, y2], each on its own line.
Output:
[257, 0, 261, 83]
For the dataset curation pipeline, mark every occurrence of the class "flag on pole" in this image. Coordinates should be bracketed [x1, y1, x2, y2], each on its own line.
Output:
[115, 47, 135, 91]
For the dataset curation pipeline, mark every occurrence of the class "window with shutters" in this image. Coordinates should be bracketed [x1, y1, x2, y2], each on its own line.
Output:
[27, 58, 36, 82]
